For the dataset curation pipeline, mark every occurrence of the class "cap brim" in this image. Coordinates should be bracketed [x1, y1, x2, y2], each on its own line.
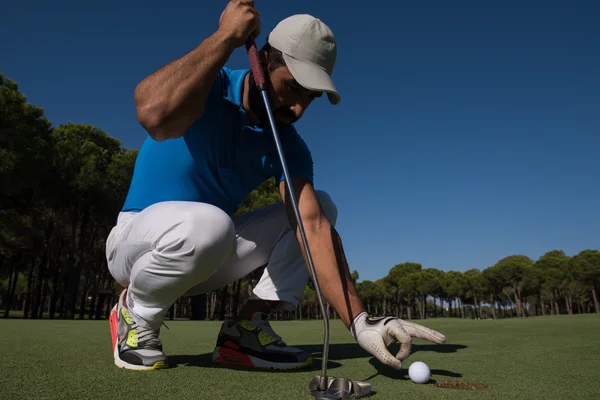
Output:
[282, 53, 340, 105]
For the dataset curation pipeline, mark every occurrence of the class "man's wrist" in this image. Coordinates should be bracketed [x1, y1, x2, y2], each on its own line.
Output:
[349, 311, 369, 341]
[210, 29, 239, 54]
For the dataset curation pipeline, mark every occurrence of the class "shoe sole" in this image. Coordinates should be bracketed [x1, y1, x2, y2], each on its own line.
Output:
[109, 304, 168, 371]
[212, 346, 313, 371]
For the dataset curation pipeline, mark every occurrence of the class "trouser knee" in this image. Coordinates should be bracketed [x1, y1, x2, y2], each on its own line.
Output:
[152, 203, 236, 283]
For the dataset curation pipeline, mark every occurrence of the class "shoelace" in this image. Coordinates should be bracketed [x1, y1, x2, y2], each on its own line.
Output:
[131, 322, 162, 349]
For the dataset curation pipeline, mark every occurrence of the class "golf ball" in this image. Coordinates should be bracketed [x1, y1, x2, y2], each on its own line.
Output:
[408, 361, 431, 384]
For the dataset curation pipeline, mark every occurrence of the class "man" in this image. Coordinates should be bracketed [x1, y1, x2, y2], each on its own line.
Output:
[105, 0, 446, 372]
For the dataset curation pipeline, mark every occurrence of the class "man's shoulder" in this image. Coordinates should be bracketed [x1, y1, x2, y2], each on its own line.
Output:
[211, 67, 249, 106]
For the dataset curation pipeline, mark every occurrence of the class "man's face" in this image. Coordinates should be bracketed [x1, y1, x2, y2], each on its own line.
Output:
[248, 61, 323, 127]
[267, 65, 323, 125]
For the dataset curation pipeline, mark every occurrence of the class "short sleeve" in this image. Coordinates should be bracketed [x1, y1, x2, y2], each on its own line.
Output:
[276, 126, 314, 184]
[206, 68, 229, 103]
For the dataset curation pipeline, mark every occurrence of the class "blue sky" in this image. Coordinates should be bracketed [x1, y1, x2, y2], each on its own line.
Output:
[3, 0, 599, 282]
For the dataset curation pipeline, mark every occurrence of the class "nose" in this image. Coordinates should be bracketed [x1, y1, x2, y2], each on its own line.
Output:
[291, 104, 307, 120]
[291, 96, 313, 119]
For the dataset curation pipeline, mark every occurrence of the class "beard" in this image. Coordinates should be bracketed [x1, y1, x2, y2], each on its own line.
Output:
[248, 71, 298, 127]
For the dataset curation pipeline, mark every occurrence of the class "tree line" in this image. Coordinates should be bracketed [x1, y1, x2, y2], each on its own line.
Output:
[356, 250, 599, 320]
[1, 73, 598, 322]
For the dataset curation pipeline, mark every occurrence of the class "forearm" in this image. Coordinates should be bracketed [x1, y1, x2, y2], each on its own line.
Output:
[134, 30, 236, 140]
[297, 217, 365, 328]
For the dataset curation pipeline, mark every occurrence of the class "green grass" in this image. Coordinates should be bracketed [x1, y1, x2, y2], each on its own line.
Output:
[1, 315, 599, 399]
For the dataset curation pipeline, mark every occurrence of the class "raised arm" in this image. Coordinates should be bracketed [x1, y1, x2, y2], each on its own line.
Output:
[134, 0, 261, 141]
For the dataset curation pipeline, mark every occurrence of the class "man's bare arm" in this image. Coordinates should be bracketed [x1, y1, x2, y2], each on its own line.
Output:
[134, 0, 261, 141]
[280, 179, 365, 328]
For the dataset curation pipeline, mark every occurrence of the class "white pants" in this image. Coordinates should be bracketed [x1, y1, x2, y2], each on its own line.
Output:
[105, 190, 337, 330]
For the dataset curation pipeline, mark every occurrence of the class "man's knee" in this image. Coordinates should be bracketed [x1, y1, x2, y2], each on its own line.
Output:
[315, 190, 338, 226]
[155, 203, 236, 280]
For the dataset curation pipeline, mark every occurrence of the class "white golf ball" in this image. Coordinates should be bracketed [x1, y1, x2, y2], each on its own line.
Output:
[408, 361, 431, 384]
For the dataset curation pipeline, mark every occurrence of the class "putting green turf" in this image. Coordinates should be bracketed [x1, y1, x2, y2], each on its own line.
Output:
[1, 315, 599, 399]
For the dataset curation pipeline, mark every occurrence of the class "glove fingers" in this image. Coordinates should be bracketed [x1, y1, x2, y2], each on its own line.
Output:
[401, 321, 446, 344]
[397, 341, 412, 361]
[390, 325, 412, 361]
[365, 331, 403, 369]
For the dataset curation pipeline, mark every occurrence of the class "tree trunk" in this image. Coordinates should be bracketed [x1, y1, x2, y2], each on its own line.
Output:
[591, 288, 600, 314]
[79, 271, 93, 320]
[31, 259, 45, 319]
[232, 279, 242, 319]
[38, 271, 50, 319]
[564, 295, 573, 315]
[512, 287, 522, 317]
[554, 300, 560, 315]
[4, 266, 20, 319]
[65, 205, 91, 319]
[459, 299, 465, 318]
[489, 295, 496, 319]
[205, 294, 210, 319]
[209, 292, 217, 320]
[3, 264, 14, 313]
[94, 293, 106, 320]
[540, 295, 546, 316]
[104, 289, 115, 319]
[88, 270, 103, 320]
[23, 255, 37, 319]
[34, 219, 55, 319]
[219, 286, 229, 320]
[48, 239, 64, 320]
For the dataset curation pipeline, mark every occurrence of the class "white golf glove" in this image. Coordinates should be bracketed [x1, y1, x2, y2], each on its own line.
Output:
[350, 311, 446, 369]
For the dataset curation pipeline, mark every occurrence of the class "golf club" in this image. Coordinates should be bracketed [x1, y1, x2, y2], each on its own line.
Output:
[245, 37, 372, 399]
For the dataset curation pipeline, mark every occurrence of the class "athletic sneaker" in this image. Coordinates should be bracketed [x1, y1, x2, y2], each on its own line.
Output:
[212, 312, 313, 370]
[109, 289, 168, 370]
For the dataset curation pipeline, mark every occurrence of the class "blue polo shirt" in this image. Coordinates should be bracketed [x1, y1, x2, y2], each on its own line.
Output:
[121, 67, 314, 216]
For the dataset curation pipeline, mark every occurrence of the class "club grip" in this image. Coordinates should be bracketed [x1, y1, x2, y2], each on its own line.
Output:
[245, 37, 266, 90]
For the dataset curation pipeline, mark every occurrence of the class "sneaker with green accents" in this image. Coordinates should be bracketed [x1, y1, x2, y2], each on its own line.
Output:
[109, 289, 168, 370]
[212, 312, 313, 370]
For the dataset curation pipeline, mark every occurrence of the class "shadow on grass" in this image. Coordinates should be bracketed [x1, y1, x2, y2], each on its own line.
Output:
[167, 352, 342, 373]
[168, 342, 466, 375]
[295, 342, 468, 361]
[363, 358, 463, 383]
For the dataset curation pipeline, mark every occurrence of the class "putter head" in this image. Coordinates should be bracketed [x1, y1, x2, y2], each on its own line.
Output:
[309, 376, 372, 399]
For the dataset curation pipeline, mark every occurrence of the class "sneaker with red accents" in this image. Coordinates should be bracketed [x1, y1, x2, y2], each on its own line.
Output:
[109, 289, 168, 370]
[212, 312, 312, 370]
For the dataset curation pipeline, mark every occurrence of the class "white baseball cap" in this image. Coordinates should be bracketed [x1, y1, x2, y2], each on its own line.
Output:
[267, 14, 340, 105]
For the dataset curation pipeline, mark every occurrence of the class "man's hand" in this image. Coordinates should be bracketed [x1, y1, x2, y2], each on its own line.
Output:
[350, 312, 446, 369]
[218, 0, 261, 48]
